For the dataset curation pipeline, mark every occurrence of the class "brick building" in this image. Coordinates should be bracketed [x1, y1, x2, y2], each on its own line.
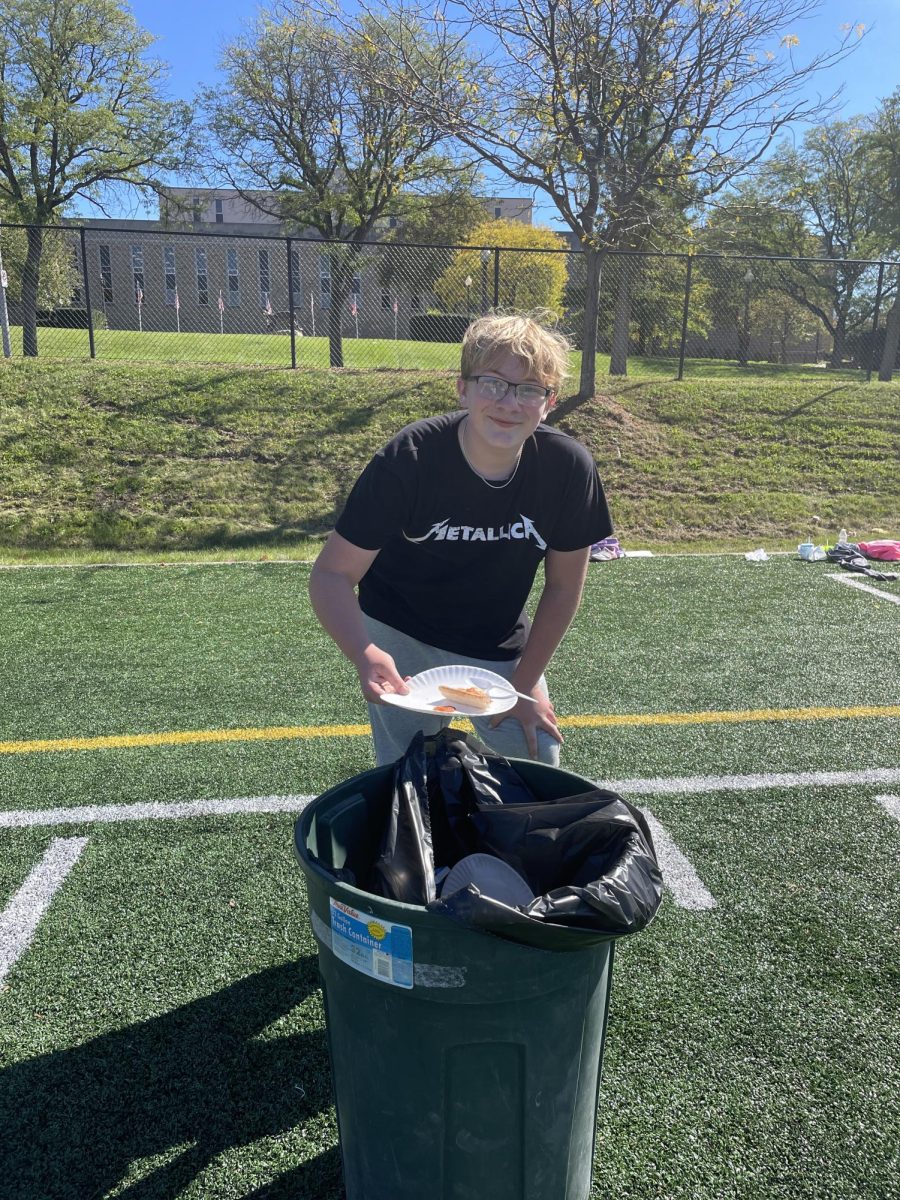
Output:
[65, 189, 533, 338]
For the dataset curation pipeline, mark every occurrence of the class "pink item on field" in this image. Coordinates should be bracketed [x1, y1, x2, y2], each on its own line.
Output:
[858, 540, 900, 561]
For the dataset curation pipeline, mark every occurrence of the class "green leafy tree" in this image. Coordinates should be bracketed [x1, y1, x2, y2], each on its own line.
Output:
[360, 0, 862, 391]
[704, 121, 890, 367]
[868, 90, 900, 380]
[433, 219, 568, 316]
[750, 291, 823, 363]
[376, 180, 485, 309]
[201, 0, 469, 367]
[628, 252, 713, 359]
[0, 214, 81, 310]
[0, 0, 192, 355]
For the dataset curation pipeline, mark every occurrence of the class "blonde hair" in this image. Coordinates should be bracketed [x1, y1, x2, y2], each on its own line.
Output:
[460, 312, 571, 393]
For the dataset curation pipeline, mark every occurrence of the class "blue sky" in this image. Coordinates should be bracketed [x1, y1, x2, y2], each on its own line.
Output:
[79, 0, 900, 227]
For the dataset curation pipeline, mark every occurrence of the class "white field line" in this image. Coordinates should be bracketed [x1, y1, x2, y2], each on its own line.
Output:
[639, 809, 716, 911]
[875, 795, 900, 821]
[0, 795, 312, 829]
[0, 837, 89, 986]
[3, 768, 900, 831]
[825, 572, 900, 604]
[606, 766, 900, 796]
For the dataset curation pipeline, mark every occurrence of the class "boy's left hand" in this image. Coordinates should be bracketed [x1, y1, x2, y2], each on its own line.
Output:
[488, 687, 562, 758]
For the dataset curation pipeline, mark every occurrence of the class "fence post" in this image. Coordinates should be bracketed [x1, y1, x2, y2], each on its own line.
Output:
[286, 237, 297, 370]
[493, 248, 500, 308]
[867, 261, 885, 382]
[79, 227, 96, 359]
[677, 254, 693, 381]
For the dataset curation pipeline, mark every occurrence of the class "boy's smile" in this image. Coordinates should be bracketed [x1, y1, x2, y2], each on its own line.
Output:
[456, 351, 556, 479]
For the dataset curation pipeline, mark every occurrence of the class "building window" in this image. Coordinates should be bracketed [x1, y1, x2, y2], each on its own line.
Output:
[381, 289, 392, 310]
[319, 256, 331, 309]
[410, 293, 421, 312]
[215, 199, 224, 224]
[258, 247, 270, 306]
[130, 244, 144, 303]
[195, 247, 209, 305]
[163, 246, 177, 305]
[388, 216, 398, 229]
[98, 245, 113, 304]
[290, 249, 302, 306]
[192, 197, 202, 224]
[494, 205, 502, 218]
[226, 247, 240, 306]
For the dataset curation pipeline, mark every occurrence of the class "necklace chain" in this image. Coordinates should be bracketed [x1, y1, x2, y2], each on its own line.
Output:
[458, 418, 523, 490]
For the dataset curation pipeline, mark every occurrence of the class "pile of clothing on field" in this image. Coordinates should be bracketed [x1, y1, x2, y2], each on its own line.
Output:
[826, 538, 899, 582]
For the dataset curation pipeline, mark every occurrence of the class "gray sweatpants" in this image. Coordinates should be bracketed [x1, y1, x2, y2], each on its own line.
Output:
[363, 614, 561, 768]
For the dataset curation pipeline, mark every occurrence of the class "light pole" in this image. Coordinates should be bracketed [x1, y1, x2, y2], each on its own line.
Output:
[480, 248, 490, 314]
[739, 269, 754, 367]
[464, 274, 473, 319]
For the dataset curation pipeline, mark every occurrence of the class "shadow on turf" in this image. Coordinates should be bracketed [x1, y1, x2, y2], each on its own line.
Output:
[0, 958, 347, 1199]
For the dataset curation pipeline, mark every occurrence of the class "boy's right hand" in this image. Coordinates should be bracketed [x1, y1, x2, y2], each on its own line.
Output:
[355, 645, 410, 704]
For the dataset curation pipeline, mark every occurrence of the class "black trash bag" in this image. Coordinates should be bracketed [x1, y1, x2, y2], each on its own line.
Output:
[370, 729, 437, 904]
[370, 728, 663, 949]
[438, 793, 663, 948]
[428, 724, 537, 864]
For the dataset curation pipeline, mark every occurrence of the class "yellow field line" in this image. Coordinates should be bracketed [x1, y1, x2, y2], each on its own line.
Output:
[561, 704, 900, 728]
[0, 704, 898, 756]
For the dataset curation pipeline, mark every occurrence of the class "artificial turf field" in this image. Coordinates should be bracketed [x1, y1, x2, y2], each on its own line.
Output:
[0, 554, 898, 1200]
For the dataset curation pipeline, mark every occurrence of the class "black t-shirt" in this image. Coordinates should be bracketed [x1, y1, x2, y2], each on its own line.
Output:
[335, 412, 613, 659]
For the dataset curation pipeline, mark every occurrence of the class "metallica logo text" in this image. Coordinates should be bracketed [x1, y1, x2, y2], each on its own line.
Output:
[404, 515, 547, 551]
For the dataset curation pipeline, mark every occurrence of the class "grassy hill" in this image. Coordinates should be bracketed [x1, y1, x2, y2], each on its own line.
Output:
[0, 357, 897, 560]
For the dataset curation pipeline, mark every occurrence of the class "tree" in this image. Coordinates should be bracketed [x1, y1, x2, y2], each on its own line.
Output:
[704, 120, 891, 367]
[0, 213, 81, 310]
[359, 0, 862, 393]
[201, 0, 469, 367]
[432, 220, 568, 316]
[376, 179, 485, 310]
[0, 0, 192, 355]
[868, 90, 900, 380]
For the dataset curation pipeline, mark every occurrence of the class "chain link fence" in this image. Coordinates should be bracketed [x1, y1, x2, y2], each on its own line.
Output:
[1, 222, 898, 381]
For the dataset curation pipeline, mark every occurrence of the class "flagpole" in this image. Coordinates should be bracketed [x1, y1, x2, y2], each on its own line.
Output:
[310, 293, 315, 338]
[218, 289, 224, 335]
[0, 218, 11, 358]
[175, 288, 180, 334]
[137, 288, 142, 333]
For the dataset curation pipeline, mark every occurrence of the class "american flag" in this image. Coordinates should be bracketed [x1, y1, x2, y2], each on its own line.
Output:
[392, 298, 398, 315]
[264, 297, 274, 317]
[218, 290, 225, 314]
[174, 289, 180, 311]
[350, 299, 358, 317]
[135, 285, 143, 306]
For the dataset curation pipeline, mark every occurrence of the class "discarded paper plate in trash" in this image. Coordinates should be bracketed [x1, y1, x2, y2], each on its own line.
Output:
[441, 853, 535, 908]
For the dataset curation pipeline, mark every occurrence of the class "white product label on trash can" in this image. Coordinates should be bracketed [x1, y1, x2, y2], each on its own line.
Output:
[328, 898, 414, 989]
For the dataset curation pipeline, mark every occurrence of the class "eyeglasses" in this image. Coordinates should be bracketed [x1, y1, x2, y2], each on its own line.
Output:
[466, 375, 553, 406]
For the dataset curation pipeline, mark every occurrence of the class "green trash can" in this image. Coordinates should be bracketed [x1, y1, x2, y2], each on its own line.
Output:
[294, 759, 620, 1200]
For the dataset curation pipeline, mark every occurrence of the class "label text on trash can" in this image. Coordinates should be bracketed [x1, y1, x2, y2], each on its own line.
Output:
[329, 898, 414, 989]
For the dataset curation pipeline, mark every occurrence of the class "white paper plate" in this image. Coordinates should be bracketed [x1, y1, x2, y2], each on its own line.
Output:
[380, 664, 519, 717]
[441, 853, 535, 907]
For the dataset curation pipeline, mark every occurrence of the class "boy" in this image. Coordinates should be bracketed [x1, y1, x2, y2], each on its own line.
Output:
[308, 313, 612, 766]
